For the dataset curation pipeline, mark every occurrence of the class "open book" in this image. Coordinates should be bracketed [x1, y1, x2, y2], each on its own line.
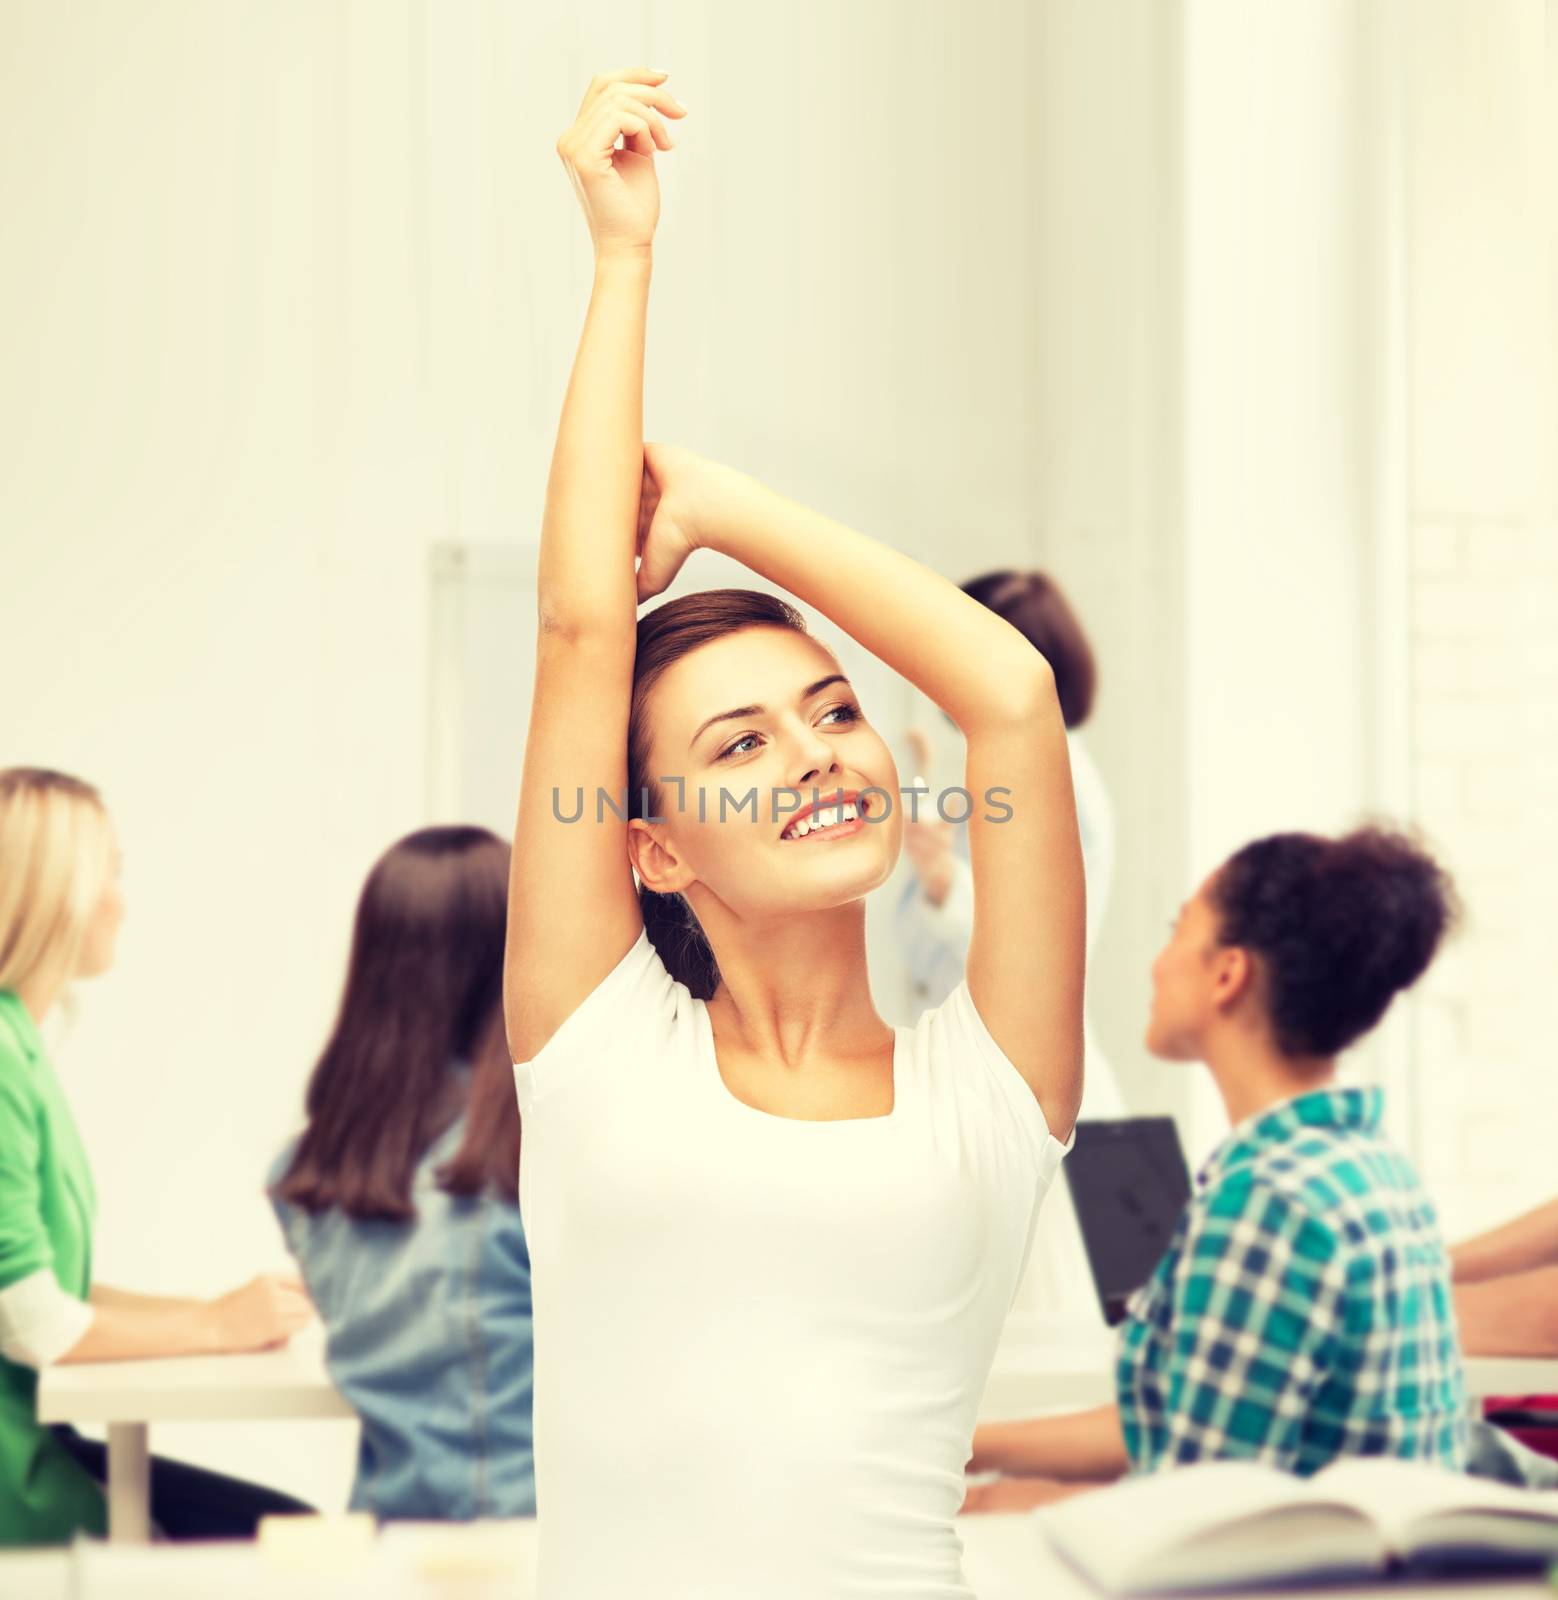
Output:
[1036, 1458, 1558, 1594]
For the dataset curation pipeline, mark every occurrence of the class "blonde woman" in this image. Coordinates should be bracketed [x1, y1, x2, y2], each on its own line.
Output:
[0, 768, 312, 1544]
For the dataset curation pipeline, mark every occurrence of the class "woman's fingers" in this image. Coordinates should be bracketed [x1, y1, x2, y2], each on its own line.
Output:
[593, 91, 674, 153]
[578, 66, 671, 114]
[562, 109, 646, 168]
[561, 69, 685, 169]
[638, 461, 661, 547]
[576, 70, 686, 137]
[624, 118, 657, 159]
[619, 83, 688, 121]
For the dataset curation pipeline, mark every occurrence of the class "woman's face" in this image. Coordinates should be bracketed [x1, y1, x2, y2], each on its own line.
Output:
[634, 627, 903, 920]
[1144, 876, 1226, 1061]
[75, 834, 125, 979]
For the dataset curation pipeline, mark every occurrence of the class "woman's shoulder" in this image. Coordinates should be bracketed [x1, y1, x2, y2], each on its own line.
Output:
[0, 1005, 41, 1116]
[513, 921, 695, 1107]
[903, 980, 1069, 1165]
[0, 993, 39, 1071]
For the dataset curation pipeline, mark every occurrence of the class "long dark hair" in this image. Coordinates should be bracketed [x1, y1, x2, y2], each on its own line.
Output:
[274, 825, 517, 1220]
[627, 588, 810, 1000]
[1209, 823, 1459, 1059]
[962, 570, 1097, 728]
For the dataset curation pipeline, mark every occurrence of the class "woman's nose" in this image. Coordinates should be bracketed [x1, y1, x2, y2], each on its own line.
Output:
[788, 727, 842, 791]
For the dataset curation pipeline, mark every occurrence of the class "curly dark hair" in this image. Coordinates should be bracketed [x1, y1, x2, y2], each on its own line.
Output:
[1208, 824, 1459, 1059]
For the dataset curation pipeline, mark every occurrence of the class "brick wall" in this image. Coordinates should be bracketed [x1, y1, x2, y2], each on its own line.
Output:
[1409, 519, 1558, 1236]
[1402, 0, 1557, 1240]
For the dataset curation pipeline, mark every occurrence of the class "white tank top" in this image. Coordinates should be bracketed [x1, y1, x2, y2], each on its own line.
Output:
[514, 927, 1071, 1598]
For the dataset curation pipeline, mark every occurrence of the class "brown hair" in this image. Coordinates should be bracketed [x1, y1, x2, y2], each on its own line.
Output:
[274, 825, 518, 1220]
[961, 570, 1097, 727]
[627, 588, 811, 1000]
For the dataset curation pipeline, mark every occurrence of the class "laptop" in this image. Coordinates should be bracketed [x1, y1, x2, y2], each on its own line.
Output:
[1063, 1118, 1192, 1326]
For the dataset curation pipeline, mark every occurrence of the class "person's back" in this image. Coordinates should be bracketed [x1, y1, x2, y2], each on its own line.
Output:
[269, 1116, 534, 1519]
[268, 823, 532, 1521]
[1122, 1085, 1465, 1476]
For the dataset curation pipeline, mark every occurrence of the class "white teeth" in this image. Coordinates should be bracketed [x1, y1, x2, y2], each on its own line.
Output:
[784, 800, 860, 840]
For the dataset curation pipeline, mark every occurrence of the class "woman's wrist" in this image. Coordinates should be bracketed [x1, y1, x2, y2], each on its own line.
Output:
[691, 471, 778, 559]
[594, 242, 653, 276]
[191, 1298, 229, 1355]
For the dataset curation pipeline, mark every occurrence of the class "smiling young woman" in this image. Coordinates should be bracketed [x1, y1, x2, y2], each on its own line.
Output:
[501, 69, 1086, 1599]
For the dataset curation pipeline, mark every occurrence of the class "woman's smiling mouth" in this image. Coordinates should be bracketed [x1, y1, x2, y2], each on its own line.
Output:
[780, 795, 867, 842]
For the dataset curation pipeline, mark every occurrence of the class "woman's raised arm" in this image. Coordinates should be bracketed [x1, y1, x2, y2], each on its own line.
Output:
[504, 71, 686, 1065]
[637, 447, 1086, 1138]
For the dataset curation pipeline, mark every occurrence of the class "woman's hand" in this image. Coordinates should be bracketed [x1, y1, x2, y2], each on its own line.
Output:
[636, 442, 762, 602]
[556, 68, 687, 259]
[202, 1273, 314, 1353]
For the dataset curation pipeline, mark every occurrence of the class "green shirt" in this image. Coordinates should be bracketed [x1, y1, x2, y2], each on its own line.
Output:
[0, 990, 106, 1544]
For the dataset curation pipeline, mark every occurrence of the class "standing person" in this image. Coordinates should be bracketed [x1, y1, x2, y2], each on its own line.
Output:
[965, 826, 1469, 1508]
[0, 767, 312, 1546]
[898, 571, 1122, 1335]
[898, 570, 1113, 1026]
[268, 826, 534, 1521]
[506, 69, 1085, 1597]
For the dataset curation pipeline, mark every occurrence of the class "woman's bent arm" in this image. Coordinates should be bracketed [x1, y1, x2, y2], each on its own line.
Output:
[57, 1274, 312, 1363]
[662, 460, 1084, 1134]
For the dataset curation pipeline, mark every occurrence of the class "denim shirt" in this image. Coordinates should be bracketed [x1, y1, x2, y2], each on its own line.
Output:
[268, 1115, 535, 1519]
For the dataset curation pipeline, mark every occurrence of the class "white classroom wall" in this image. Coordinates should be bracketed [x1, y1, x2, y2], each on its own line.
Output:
[1, 0, 1553, 1514]
[1404, 0, 1558, 1238]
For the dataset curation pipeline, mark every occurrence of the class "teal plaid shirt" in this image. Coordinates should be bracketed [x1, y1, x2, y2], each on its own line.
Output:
[1117, 1087, 1468, 1477]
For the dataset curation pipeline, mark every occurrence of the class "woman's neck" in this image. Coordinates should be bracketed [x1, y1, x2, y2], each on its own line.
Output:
[1203, 1034, 1337, 1128]
[698, 900, 889, 1067]
[13, 969, 64, 1026]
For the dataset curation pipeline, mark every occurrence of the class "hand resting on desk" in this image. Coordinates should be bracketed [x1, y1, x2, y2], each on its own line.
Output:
[58, 1273, 314, 1363]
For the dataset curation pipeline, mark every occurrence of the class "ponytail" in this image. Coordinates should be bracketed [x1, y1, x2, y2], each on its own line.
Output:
[639, 882, 720, 1000]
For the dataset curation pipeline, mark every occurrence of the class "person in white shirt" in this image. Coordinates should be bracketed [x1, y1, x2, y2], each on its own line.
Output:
[506, 68, 1086, 1599]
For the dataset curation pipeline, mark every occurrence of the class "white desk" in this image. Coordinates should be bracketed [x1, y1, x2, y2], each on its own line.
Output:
[37, 1331, 1558, 1547]
[982, 1337, 1558, 1418]
[36, 1335, 353, 1543]
[0, 1515, 1549, 1600]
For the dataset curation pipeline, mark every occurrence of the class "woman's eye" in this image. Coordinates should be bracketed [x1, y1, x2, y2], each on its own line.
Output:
[716, 706, 860, 761]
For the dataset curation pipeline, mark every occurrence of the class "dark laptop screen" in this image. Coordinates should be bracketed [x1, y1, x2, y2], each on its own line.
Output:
[1063, 1118, 1192, 1325]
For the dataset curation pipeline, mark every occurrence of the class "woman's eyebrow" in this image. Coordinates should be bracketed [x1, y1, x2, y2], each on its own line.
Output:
[688, 674, 851, 750]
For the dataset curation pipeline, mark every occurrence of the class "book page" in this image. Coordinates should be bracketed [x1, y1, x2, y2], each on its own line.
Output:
[1316, 1456, 1558, 1548]
[1036, 1462, 1381, 1593]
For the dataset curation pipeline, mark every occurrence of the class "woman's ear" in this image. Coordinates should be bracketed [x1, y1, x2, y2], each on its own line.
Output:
[1210, 945, 1256, 1010]
[627, 817, 692, 894]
